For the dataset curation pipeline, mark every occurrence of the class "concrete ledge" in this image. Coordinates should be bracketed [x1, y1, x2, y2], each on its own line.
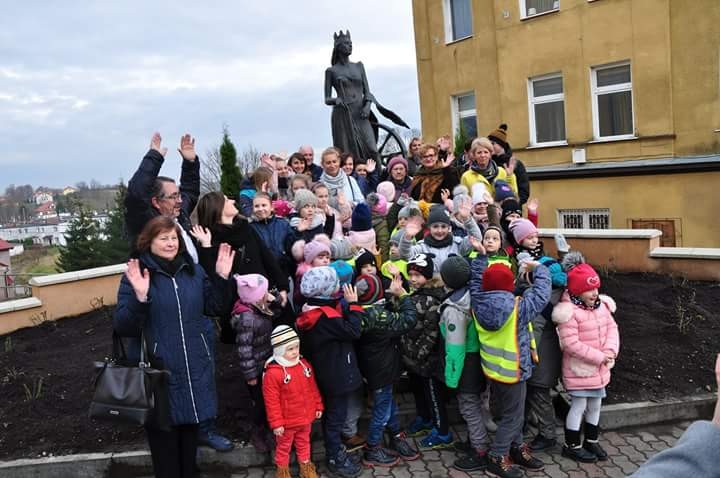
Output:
[0, 297, 42, 314]
[538, 228, 662, 239]
[600, 393, 715, 430]
[29, 264, 126, 287]
[650, 247, 720, 260]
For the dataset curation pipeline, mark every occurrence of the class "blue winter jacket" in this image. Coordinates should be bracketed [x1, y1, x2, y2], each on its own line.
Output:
[250, 216, 293, 261]
[237, 178, 256, 218]
[470, 255, 551, 382]
[113, 252, 228, 426]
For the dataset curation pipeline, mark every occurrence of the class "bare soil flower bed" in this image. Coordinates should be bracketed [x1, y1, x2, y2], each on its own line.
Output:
[0, 272, 718, 461]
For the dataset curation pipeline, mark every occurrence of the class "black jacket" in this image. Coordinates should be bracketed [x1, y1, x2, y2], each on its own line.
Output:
[494, 151, 530, 205]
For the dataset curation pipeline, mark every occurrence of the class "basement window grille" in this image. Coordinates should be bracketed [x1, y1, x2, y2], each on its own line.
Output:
[557, 208, 610, 229]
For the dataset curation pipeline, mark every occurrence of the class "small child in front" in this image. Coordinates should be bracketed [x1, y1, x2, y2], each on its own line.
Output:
[263, 325, 323, 478]
[553, 260, 619, 463]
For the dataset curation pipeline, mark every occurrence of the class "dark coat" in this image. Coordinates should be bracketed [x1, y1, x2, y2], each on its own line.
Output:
[400, 283, 445, 378]
[113, 253, 227, 425]
[493, 152, 530, 206]
[231, 304, 274, 381]
[250, 215, 295, 273]
[410, 166, 460, 204]
[124, 149, 200, 249]
[296, 299, 363, 396]
[358, 296, 417, 390]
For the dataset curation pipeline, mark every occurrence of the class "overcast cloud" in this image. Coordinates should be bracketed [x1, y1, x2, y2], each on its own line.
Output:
[0, 1, 420, 191]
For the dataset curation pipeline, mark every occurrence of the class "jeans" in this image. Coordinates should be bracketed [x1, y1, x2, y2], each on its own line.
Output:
[367, 385, 401, 446]
[322, 392, 351, 457]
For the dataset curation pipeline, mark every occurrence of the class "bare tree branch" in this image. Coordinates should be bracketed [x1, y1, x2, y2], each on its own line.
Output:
[201, 145, 222, 194]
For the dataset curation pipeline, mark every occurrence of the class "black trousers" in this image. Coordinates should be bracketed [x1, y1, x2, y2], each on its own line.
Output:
[408, 373, 449, 435]
[146, 423, 199, 478]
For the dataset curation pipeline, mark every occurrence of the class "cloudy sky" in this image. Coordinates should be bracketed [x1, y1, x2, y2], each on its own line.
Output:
[1, 1, 420, 192]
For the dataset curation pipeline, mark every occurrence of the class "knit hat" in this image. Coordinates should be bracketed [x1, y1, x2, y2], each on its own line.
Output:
[376, 181, 396, 202]
[354, 248, 376, 272]
[440, 256, 471, 290]
[272, 199, 292, 218]
[398, 202, 421, 219]
[407, 253, 434, 279]
[509, 218, 538, 245]
[427, 205, 451, 226]
[300, 266, 339, 299]
[270, 325, 300, 366]
[494, 180, 515, 203]
[501, 199, 522, 224]
[330, 260, 353, 286]
[355, 274, 384, 304]
[304, 239, 331, 264]
[366, 192, 388, 216]
[488, 123, 509, 151]
[483, 263, 515, 292]
[471, 183, 491, 206]
[234, 273, 269, 305]
[351, 203, 372, 232]
[293, 188, 317, 211]
[389, 229, 405, 246]
[387, 155, 408, 173]
[483, 225, 505, 242]
[567, 263, 601, 296]
[538, 256, 567, 288]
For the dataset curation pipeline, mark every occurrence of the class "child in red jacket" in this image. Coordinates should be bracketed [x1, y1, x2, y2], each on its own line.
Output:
[263, 325, 323, 478]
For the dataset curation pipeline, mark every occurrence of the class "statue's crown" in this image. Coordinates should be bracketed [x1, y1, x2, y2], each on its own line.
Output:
[333, 30, 351, 43]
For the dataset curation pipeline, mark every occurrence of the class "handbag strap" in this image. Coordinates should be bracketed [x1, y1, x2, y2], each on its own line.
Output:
[112, 331, 151, 367]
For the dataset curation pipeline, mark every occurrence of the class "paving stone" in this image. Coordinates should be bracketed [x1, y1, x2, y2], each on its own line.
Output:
[603, 432, 628, 447]
[617, 445, 647, 463]
[637, 431, 659, 442]
[582, 463, 607, 477]
[625, 435, 654, 452]
[602, 466, 627, 478]
[611, 455, 639, 475]
[418, 450, 439, 461]
[657, 434, 677, 447]
[390, 468, 413, 478]
[538, 463, 568, 477]
[447, 469, 472, 478]
[552, 453, 581, 471]
[646, 440, 668, 452]
[670, 426, 685, 438]
[410, 471, 431, 478]
[567, 470, 589, 478]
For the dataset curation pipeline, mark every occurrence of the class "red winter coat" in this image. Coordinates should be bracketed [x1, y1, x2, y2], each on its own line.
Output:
[552, 293, 620, 391]
[262, 358, 324, 430]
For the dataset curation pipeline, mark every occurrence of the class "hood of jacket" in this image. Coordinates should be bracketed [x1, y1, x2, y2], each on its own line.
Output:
[444, 288, 470, 310]
[473, 290, 516, 331]
[296, 299, 342, 331]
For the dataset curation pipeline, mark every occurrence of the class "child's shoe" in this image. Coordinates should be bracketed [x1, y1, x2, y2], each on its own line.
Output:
[453, 448, 489, 472]
[275, 465, 291, 478]
[418, 428, 454, 449]
[487, 453, 523, 478]
[583, 423, 608, 460]
[299, 461, 319, 478]
[388, 432, 420, 460]
[327, 447, 362, 478]
[362, 444, 399, 467]
[509, 443, 544, 470]
[562, 427, 597, 463]
[405, 416, 433, 437]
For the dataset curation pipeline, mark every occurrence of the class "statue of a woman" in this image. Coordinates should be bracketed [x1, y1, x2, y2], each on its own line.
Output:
[325, 30, 408, 163]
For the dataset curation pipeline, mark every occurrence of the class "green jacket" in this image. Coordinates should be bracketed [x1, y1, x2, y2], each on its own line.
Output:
[439, 288, 479, 388]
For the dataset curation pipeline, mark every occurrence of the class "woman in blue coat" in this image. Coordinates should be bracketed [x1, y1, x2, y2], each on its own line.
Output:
[114, 216, 235, 478]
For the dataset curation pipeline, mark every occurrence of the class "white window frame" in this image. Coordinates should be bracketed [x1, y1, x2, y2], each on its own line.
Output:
[450, 92, 477, 137]
[590, 61, 635, 141]
[442, 0, 473, 44]
[557, 208, 611, 229]
[520, 0, 560, 19]
[527, 72, 567, 147]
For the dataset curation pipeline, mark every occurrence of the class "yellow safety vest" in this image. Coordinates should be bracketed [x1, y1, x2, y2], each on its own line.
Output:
[474, 297, 538, 384]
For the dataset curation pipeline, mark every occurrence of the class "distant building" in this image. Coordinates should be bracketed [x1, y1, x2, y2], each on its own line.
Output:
[0, 239, 12, 301]
[62, 186, 78, 196]
[35, 201, 57, 220]
[33, 192, 53, 205]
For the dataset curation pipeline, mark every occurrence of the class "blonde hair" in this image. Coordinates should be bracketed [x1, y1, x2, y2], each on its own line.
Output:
[321, 147, 341, 165]
[471, 137, 494, 153]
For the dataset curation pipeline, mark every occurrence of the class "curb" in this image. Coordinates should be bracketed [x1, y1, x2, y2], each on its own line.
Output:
[0, 394, 713, 477]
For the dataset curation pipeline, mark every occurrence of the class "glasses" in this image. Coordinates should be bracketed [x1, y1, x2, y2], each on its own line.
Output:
[159, 192, 181, 201]
[422, 154, 436, 159]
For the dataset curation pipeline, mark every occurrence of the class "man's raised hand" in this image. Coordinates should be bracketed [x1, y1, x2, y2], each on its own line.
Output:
[178, 134, 196, 162]
[150, 132, 168, 157]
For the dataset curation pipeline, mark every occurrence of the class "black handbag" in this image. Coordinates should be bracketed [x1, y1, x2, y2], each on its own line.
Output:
[89, 332, 171, 429]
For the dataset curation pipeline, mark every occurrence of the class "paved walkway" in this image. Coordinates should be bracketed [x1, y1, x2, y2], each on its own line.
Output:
[200, 420, 690, 478]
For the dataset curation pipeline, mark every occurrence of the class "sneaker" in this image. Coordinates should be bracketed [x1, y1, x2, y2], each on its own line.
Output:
[487, 453, 523, 478]
[529, 434, 557, 452]
[405, 416, 433, 437]
[197, 430, 234, 452]
[453, 449, 489, 472]
[419, 428, 454, 449]
[509, 443, 544, 470]
[363, 444, 399, 467]
[327, 447, 362, 478]
[389, 432, 420, 460]
[583, 441, 609, 461]
[342, 434, 366, 453]
[562, 444, 598, 463]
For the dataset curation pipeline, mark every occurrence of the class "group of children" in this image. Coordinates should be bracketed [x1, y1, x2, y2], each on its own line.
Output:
[225, 141, 620, 478]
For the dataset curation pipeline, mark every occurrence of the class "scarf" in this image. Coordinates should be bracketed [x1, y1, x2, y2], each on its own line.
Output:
[410, 166, 445, 202]
[470, 159, 499, 182]
[289, 211, 325, 230]
[515, 241, 545, 260]
[570, 294, 601, 310]
[150, 253, 187, 276]
[423, 232, 453, 248]
[320, 169, 349, 194]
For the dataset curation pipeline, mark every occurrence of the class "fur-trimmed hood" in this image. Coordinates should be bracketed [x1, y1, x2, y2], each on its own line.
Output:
[552, 292, 616, 325]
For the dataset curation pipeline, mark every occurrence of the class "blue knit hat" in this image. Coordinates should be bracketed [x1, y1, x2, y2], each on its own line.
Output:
[539, 256, 567, 288]
[351, 203, 373, 232]
[494, 179, 516, 203]
[330, 260, 353, 287]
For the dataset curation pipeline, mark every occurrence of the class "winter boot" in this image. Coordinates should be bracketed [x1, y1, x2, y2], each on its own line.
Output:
[362, 444, 399, 467]
[453, 448, 489, 472]
[486, 453, 523, 478]
[405, 416, 433, 437]
[509, 443, 544, 470]
[388, 431, 420, 460]
[197, 418, 234, 452]
[299, 461, 319, 478]
[327, 446, 361, 478]
[275, 465, 291, 478]
[583, 423, 608, 461]
[562, 427, 597, 463]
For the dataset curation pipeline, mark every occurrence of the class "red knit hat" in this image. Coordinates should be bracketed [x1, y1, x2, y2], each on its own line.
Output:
[567, 263, 601, 296]
[483, 264, 515, 293]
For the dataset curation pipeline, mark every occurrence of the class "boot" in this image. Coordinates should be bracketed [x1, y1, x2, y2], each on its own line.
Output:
[197, 418, 234, 452]
[275, 465, 291, 478]
[486, 453, 523, 478]
[583, 423, 608, 461]
[299, 461, 319, 478]
[327, 446, 361, 478]
[388, 431, 420, 460]
[509, 443, 544, 470]
[561, 428, 597, 463]
[453, 448, 489, 472]
[362, 444, 399, 467]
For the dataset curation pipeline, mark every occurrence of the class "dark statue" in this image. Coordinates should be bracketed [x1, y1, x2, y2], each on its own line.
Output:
[325, 30, 409, 162]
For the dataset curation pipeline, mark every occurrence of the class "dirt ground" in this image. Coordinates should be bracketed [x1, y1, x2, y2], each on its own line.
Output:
[0, 272, 718, 460]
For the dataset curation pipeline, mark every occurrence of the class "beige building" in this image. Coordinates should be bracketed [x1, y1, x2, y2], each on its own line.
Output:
[412, 0, 720, 246]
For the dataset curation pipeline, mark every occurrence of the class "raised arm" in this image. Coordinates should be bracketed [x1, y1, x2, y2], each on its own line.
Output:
[178, 134, 200, 216]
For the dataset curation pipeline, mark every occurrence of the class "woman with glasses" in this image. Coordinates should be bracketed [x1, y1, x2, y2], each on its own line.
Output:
[409, 144, 460, 204]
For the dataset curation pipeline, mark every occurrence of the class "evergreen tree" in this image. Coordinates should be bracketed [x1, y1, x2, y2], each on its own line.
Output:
[219, 126, 242, 199]
[453, 120, 470, 161]
[56, 206, 106, 272]
[100, 182, 130, 264]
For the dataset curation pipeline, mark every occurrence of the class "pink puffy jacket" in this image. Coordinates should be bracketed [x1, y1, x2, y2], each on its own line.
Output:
[552, 293, 620, 391]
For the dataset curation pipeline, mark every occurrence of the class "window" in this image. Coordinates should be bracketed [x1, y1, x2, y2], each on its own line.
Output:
[521, 0, 559, 18]
[591, 62, 634, 140]
[557, 208, 610, 229]
[443, 0, 472, 43]
[528, 73, 566, 145]
[451, 93, 477, 137]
